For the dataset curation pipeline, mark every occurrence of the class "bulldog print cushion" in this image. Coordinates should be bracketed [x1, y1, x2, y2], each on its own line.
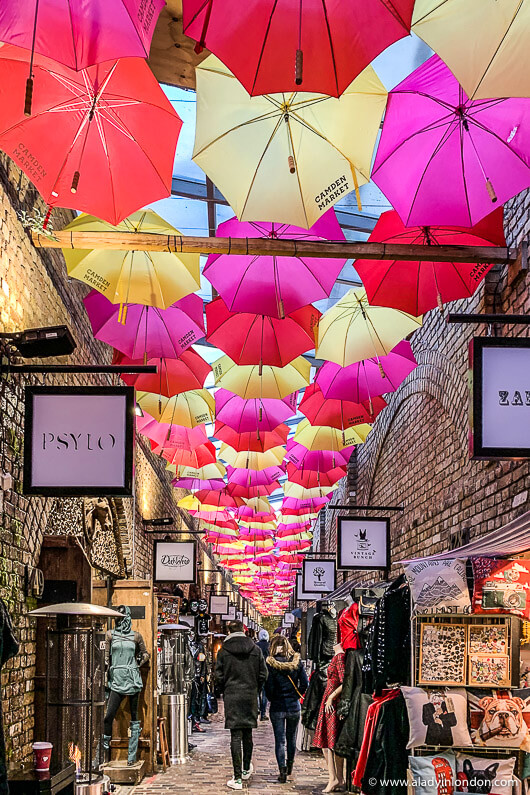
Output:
[455, 753, 516, 795]
[468, 688, 530, 750]
[401, 686, 472, 749]
[405, 559, 471, 617]
[472, 558, 530, 620]
[409, 752, 456, 795]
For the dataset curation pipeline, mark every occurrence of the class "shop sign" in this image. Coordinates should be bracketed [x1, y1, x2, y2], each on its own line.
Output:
[284, 612, 295, 625]
[337, 516, 390, 571]
[470, 337, 530, 459]
[210, 595, 229, 615]
[236, 610, 243, 621]
[222, 605, 236, 620]
[295, 574, 321, 602]
[23, 386, 134, 495]
[302, 559, 336, 594]
[153, 541, 196, 583]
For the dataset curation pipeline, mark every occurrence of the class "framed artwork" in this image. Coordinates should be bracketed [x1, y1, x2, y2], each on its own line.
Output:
[337, 516, 390, 570]
[418, 622, 467, 686]
[468, 655, 510, 687]
[468, 624, 509, 656]
[153, 541, 196, 584]
[302, 558, 336, 594]
[209, 595, 229, 615]
[295, 574, 321, 602]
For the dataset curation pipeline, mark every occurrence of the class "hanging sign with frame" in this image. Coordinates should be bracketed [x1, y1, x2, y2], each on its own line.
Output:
[296, 574, 321, 602]
[153, 541, 196, 583]
[222, 605, 237, 621]
[337, 516, 390, 571]
[284, 612, 295, 625]
[209, 595, 229, 615]
[302, 558, 336, 594]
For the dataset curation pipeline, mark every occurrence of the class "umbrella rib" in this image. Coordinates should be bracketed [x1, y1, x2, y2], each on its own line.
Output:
[406, 117, 460, 224]
[473, 0, 525, 97]
[412, 0, 450, 26]
[459, 119, 473, 227]
[250, 0, 279, 95]
[289, 110, 371, 181]
[372, 111, 457, 174]
[193, 108, 283, 157]
[466, 114, 530, 171]
[65, 1, 78, 70]
[320, 0, 340, 96]
[240, 115, 285, 219]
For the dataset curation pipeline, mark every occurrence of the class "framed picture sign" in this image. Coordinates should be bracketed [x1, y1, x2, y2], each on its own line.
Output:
[153, 541, 196, 583]
[221, 605, 236, 621]
[337, 516, 390, 571]
[302, 559, 336, 595]
[209, 595, 229, 615]
[296, 574, 321, 602]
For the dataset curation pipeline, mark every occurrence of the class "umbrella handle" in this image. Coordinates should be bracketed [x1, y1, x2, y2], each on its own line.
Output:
[295, 49, 303, 86]
[24, 77, 34, 117]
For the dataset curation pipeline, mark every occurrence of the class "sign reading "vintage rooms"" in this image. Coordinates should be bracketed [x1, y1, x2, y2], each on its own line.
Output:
[24, 386, 134, 496]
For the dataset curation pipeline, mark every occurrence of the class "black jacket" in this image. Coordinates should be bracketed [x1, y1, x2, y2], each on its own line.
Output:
[215, 633, 267, 729]
[334, 648, 366, 760]
[361, 692, 410, 795]
[256, 638, 270, 659]
[264, 653, 309, 713]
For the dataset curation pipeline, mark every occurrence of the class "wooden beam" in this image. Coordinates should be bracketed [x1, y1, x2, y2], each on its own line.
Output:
[31, 230, 516, 264]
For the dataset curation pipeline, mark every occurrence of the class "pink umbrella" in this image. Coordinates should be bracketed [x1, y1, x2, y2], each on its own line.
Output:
[372, 54, 530, 227]
[172, 477, 226, 491]
[84, 291, 204, 360]
[215, 389, 298, 433]
[136, 413, 208, 449]
[226, 465, 284, 487]
[281, 495, 333, 512]
[238, 505, 274, 519]
[226, 481, 281, 499]
[285, 440, 355, 469]
[315, 340, 417, 402]
[203, 211, 346, 318]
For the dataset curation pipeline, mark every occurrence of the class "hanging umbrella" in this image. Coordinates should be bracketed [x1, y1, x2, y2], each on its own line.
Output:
[292, 418, 371, 451]
[117, 350, 211, 396]
[372, 54, 530, 228]
[0, 46, 181, 224]
[214, 421, 289, 452]
[136, 413, 208, 449]
[283, 482, 337, 499]
[215, 389, 298, 433]
[239, 522, 276, 535]
[206, 298, 320, 366]
[84, 291, 204, 360]
[286, 463, 346, 488]
[281, 495, 332, 512]
[412, 0, 530, 100]
[316, 287, 421, 367]
[193, 55, 387, 228]
[285, 439, 355, 469]
[137, 389, 215, 428]
[213, 355, 311, 399]
[241, 497, 273, 515]
[173, 476, 225, 491]
[63, 211, 201, 308]
[219, 444, 285, 470]
[355, 208, 507, 314]
[299, 383, 386, 429]
[203, 211, 346, 318]
[276, 522, 311, 536]
[226, 465, 284, 487]
[315, 340, 417, 402]
[161, 441, 217, 471]
[183, 0, 412, 97]
[194, 490, 243, 510]
[226, 482, 280, 499]
[176, 463, 227, 481]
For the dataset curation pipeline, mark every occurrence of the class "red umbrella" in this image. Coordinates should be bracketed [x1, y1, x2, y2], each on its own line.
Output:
[226, 482, 280, 499]
[206, 298, 320, 367]
[355, 209, 506, 314]
[194, 490, 243, 510]
[0, 45, 181, 224]
[137, 413, 208, 449]
[157, 440, 217, 469]
[182, 0, 413, 97]
[299, 383, 386, 429]
[286, 463, 346, 489]
[214, 421, 289, 452]
[117, 350, 212, 396]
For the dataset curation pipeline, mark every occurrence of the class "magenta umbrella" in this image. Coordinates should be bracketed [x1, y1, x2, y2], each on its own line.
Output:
[203, 210, 346, 318]
[215, 389, 298, 433]
[226, 465, 285, 487]
[372, 54, 530, 227]
[281, 495, 331, 512]
[136, 412, 208, 449]
[316, 340, 417, 402]
[84, 290, 205, 360]
[172, 477, 226, 491]
[285, 440, 355, 470]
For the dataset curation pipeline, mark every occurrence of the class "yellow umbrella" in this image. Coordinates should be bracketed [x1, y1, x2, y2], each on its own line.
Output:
[293, 418, 371, 451]
[219, 444, 285, 471]
[279, 512, 317, 524]
[412, 0, 530, 99]
[239, 520, 277, 531]
[177, 463, 226, 480]
[243, 497, 274, 515]
[316, 288, 421, 367]
[283, 482, 338, 499]
[62, 210, 201, 308]
[213, 355, 311, 399]
[193, 55, 387, 229]
[137, 389, 215, 428]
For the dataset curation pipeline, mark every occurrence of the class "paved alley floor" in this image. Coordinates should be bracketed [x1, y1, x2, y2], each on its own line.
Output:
[127, 712, 329, 794]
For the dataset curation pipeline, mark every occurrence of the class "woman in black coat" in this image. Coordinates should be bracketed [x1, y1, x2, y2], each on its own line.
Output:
[265, 635, 309, 783]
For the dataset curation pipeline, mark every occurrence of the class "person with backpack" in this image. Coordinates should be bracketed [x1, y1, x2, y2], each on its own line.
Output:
[256, 628, 270, 720]
[265, 635, 309, 783]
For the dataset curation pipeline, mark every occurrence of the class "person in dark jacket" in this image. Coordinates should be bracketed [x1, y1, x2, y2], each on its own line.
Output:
[256, 629, 270, 720]
[265, 635, 309, 783]
[215, 620, 268, 790]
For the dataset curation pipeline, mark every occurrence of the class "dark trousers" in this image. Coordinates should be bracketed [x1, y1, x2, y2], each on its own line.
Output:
[230, 728, 253, 779]
[104, 690, 139, 736]
[270, 710, 300, 768]
[259, 686, 268, 718]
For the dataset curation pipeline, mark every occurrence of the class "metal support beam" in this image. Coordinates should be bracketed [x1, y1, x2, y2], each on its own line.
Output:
[447, 313, 530, 325]
[326, 505, 404, 511]
[1, 364, 158, 374]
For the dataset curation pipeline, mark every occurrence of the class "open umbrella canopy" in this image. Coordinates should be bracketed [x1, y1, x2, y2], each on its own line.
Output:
[118, 350, 211, 396]
[63, 211, 201, 308]
[172, 476, 225, 491]
[214, 421, 289, 452]
[176, 463, 227, 481]
[183, 0, 412, 98]
[299, 383, 386, 429]
[316, 288, 421, 367]
[136, 412, 208, 449]
[372, 54, 530, 228]
[193, 55, 387, 228]
[226, 465, 284, 487]
[162, 441, 218, 471]
[226, 481, 281, 499]
[213, 355, 311, 399]
[315, 340, 417, 402]
[206, 298, 320, 366]
[84, 291, 204, 360]
[412, 0, 530, 100]
[281, 495, 332, 512]
[0, 0, 164, 70]
[203, 211, 346, 318]
[194, 490, 244, 510]
[137, 389, 215, 428]
[0, 46, 181, 224]
[219, 444, 286, 470]
[283, 481, 337, 499]
[292, 418, 371, 451]
[215, 389, 298, 433]
[286, 462, 347, 488]
[285, 439, 355, 469]
[241, 497, 273, 515]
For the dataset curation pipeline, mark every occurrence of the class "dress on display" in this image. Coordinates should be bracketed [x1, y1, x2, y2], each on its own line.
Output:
[313, 651, 345, 749]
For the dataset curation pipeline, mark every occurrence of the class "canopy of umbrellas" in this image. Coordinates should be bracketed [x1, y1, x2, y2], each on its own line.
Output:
[2, 0, 529, 613]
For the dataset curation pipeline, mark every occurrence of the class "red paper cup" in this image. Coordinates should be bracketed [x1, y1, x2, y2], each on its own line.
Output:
[32, 742, 53, 772]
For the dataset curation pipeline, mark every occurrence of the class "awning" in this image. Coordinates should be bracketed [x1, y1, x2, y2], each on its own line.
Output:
[402, 510, 530, 562]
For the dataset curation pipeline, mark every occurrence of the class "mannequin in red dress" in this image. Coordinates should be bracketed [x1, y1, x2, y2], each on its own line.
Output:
[313, 643, 346, 792]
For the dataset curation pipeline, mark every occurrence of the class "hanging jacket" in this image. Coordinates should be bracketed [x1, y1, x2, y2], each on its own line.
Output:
[307, 610, 337, 669]
[215, 632, 267, 729]
[105, 607, 149, 695]
[265, 653, 309, 713]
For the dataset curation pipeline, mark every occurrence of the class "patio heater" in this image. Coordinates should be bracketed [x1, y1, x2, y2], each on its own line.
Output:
[30, 602, 123, 794]
[158, 623, 193, 764]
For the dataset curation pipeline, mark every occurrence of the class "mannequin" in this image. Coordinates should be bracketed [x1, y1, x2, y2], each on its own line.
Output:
[302, 601, 338, 733]
[188, 632, 208, 732]
[313, 642, 346, 792]
[196, 599, 212, 636]
[103, 605, 150, 765]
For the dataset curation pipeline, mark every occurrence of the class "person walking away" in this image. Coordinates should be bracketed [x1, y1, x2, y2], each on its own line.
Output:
[265, 635, 309, 783]
[215, 620, 268, 790]
[256, 629, 270, 720]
